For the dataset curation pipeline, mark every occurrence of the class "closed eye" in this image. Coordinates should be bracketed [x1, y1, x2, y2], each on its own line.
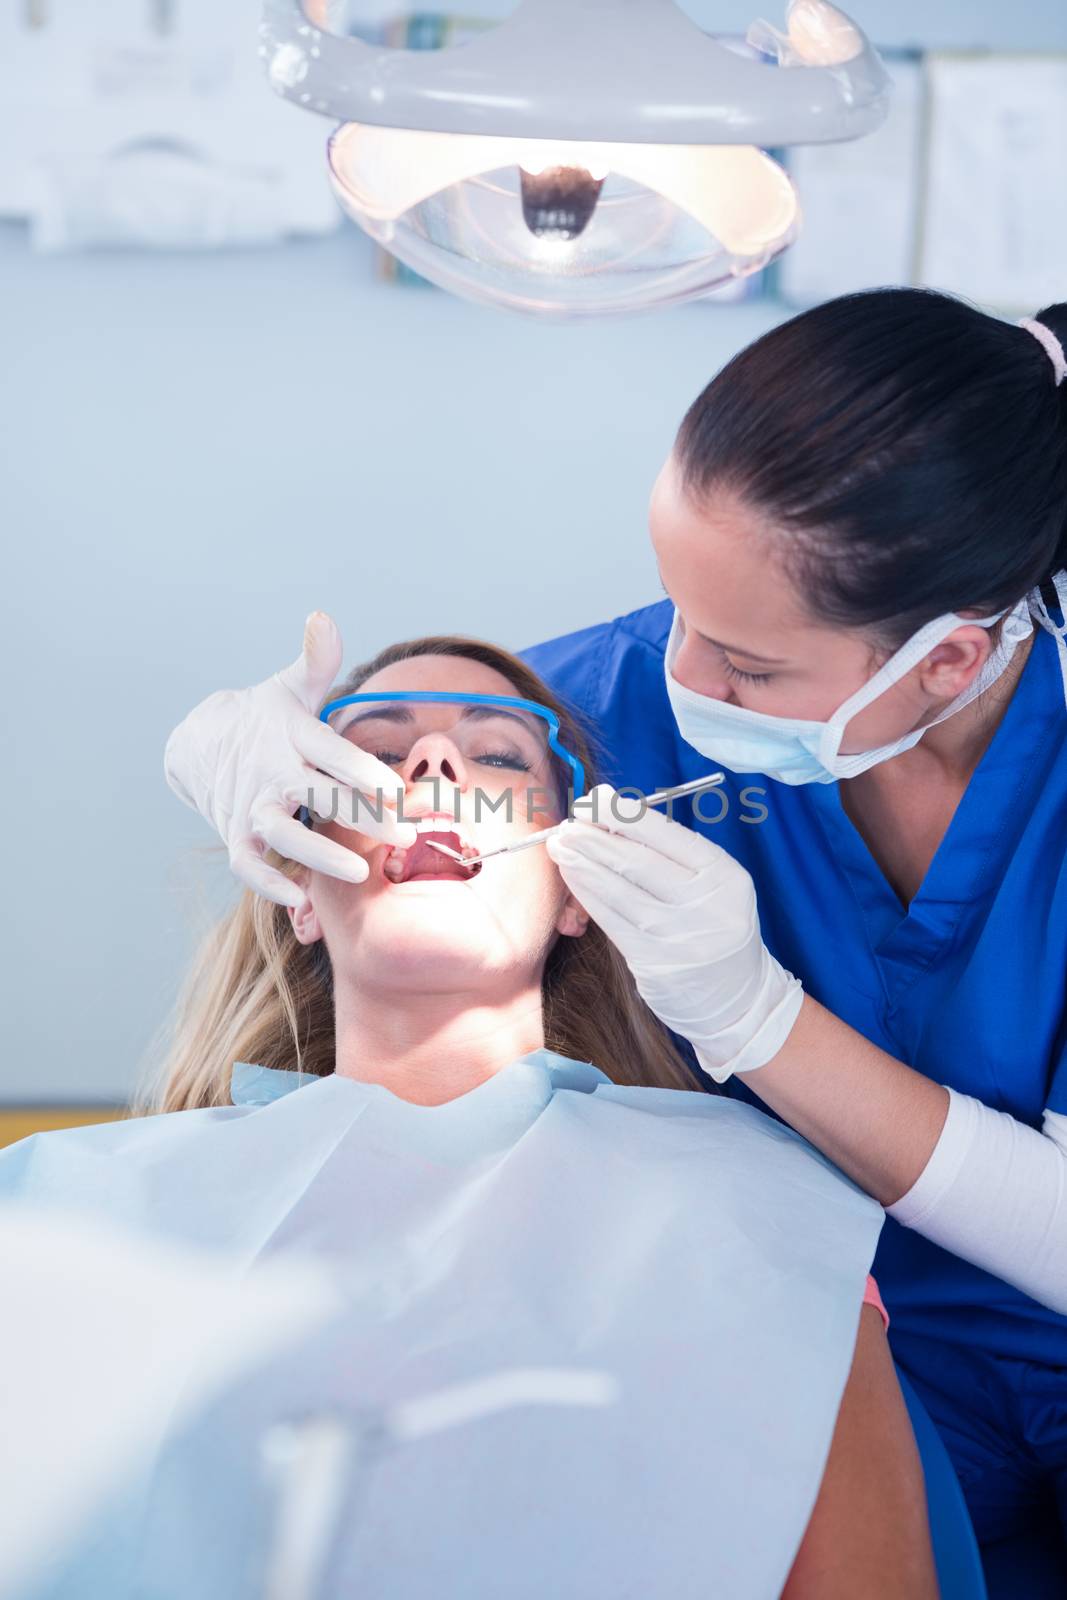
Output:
[369, 747, 534, 772]
[474, 749, 533, 772]
[720, 655, 774, 686]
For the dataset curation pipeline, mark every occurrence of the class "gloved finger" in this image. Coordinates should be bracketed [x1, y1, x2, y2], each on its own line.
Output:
[288, 776, 417, 847]
[255, 804, 372, 884]
[546, 837, 664, 942]
[552, 842, 741, 988]
[570, 783, 722, 870]
[292, 714, 410, 814]
[550, 817, 697, 900]
[555, 824, 756, 953]
[229, 840, 309, 910]
[276, 612, 345, 714]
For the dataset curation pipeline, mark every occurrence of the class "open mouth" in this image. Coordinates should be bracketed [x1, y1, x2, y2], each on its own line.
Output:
[384, 827, 482, 884]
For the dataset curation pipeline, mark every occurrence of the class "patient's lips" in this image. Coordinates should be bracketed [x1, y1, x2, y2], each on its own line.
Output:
[384, 819, 481, 884]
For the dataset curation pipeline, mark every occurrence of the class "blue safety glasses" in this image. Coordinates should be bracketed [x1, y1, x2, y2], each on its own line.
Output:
[304, 690, 585, 821]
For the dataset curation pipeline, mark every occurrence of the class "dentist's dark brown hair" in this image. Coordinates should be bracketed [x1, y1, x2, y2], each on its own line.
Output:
[676, 287, 1067, 657]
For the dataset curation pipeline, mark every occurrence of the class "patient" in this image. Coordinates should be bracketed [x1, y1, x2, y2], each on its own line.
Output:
[2, 636, 936, 1600]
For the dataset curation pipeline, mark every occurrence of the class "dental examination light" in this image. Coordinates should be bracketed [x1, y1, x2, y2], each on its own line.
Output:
[259, 0, 890, 317]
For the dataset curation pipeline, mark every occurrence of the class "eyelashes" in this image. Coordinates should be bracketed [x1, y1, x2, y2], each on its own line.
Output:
[475, 752, 534, 772]
[690, 628, 776, 686]
[720, 658, 774, 686]
[371, 748, 534, 772]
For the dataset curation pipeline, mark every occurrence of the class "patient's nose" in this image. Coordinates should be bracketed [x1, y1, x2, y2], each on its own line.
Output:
[404, 734, 470, 794]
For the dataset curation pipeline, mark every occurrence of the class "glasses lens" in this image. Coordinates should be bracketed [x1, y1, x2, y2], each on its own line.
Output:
[328, 697, 552, 780]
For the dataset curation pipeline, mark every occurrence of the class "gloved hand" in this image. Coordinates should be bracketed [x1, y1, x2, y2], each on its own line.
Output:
[164, 612, 416, 909]
[544, 784, 804, 1082]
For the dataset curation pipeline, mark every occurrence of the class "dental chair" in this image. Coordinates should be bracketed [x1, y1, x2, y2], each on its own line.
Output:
[898, 1370, 988, 1600]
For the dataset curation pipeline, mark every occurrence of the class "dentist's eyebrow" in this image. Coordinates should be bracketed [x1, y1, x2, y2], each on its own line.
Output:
[656, 572, 787, 666]
[695, 632, 788, 666]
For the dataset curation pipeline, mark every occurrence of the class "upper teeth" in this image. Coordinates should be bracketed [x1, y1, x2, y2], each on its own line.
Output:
[413, 816, 468, 844]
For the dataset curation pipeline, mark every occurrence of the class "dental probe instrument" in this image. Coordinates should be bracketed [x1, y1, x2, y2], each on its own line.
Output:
[424, 772, 725, 868]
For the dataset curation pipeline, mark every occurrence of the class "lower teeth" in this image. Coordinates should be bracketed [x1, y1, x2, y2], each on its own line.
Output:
[382, 844, 479, 882]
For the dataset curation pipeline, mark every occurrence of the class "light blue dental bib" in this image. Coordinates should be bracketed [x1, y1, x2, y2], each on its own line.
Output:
[0, 1050, 883, 1599]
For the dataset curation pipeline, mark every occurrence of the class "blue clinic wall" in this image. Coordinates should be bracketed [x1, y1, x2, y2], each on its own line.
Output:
[4, 0, 1066, 1101]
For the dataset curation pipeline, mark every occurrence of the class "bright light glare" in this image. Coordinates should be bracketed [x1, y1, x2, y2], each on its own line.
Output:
[329, 125, 797, 255]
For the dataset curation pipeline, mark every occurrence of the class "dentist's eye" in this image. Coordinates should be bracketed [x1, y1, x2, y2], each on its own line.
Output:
[721, 657, 774, 686]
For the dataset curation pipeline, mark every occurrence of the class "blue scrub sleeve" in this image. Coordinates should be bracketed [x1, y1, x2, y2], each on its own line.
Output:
[1046, 1031, 1067, 1117]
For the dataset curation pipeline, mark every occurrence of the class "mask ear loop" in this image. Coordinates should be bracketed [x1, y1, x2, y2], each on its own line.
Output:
[814, 606, 1010, 772]
[1028, 569, 1067, 708]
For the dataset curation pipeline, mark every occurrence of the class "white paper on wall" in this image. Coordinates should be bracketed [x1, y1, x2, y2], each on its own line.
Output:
[918, 53, 1067, 315]
[0, 0, 341, 248]
[777, 51, 925, 306]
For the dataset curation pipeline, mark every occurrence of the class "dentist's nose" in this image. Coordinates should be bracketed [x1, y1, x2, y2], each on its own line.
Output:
[673, 633, 737, 704]
[404, 735, 471, 793]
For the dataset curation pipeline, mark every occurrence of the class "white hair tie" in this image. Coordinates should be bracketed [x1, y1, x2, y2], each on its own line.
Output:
[1018, 317, 1067, 386]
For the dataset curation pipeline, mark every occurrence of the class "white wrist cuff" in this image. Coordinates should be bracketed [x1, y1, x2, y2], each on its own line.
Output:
[887, 1087, 1067, 1314]
[694, 973, 805, 1085]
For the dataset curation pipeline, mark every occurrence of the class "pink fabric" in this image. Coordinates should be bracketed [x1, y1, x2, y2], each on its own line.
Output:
[863, 1274, 890, 1332]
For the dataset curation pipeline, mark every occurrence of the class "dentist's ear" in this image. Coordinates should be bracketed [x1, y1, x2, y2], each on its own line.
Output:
[556, 893, 590, 939]
[287, 888, 323, 946]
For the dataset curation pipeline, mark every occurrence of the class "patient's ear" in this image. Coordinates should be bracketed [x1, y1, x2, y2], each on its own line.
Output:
[287, 893, 323, 946]
[556, 893, 589, 939]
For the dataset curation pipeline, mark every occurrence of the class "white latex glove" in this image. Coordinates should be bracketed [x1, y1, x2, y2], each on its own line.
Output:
[544, 784, 805, 1083]
[164, 612, 416, 909]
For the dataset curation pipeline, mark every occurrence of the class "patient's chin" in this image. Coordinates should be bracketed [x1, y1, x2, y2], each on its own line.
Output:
[316, 862, 559, 988]
[338, 949, 509, 1004]
[328, 907, 503, 983]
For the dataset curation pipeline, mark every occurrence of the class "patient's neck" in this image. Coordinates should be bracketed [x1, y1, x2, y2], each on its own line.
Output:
[331, 974, 546, 1106]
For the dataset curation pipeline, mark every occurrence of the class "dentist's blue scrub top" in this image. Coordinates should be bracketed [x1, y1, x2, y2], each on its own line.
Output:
[523, 599, 1067, 1540]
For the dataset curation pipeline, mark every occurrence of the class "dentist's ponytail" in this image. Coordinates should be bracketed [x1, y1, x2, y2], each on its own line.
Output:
[1028, 301, 1067, 588]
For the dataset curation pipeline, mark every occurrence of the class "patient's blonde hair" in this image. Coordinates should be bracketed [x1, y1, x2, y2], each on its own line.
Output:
[136, 637, 703, 1115]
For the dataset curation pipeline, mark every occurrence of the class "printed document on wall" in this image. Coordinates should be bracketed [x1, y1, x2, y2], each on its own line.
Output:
[0, 0, 341, 249]
[919, 54, 1067, 315]
[777, 52, 924, 306]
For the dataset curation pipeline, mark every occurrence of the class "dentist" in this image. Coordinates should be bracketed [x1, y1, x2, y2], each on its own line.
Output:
[165, 287, 1067, 1589]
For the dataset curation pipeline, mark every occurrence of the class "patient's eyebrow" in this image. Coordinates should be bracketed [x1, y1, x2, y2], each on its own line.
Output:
[343, 706, 415, 726]
[340, 703, 544, 737]
[458, 705, 543, 735]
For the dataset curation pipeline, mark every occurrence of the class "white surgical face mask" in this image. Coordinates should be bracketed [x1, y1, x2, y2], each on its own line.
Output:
[664, 572, 1067, 786]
